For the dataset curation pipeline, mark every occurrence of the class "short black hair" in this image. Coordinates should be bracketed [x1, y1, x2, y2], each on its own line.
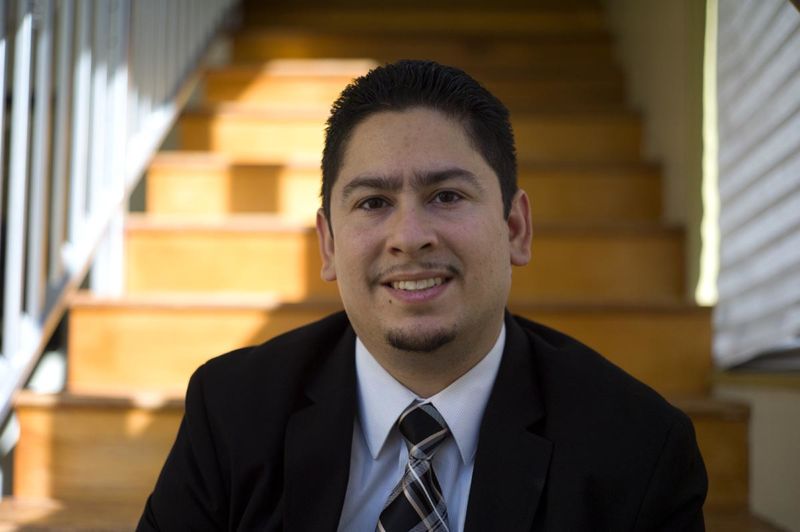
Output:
[321, 60, 517, 224]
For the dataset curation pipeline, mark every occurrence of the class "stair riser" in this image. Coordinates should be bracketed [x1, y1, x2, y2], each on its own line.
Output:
[68, 303, 709, 396]
[146, 163, 660, 223]
[203, 73, 625, 111]
[12, 399, 739, 507]
[125, 228, 335, 300]
[511, 306, 712, 395]
[13, 405, 181, 506]
[125, 226, 684, 301]
[146, 162, 322, 220]
[178, 113, 641, 164]
[244, 8, 607, 36]
[693, 416, 749, 508]
[232, 34, 616, 71]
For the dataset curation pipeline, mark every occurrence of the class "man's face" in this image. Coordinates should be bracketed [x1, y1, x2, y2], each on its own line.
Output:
[317, 107, 531, 361]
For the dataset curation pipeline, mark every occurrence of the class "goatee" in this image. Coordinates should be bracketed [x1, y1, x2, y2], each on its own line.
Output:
[386, 328, 456, 352]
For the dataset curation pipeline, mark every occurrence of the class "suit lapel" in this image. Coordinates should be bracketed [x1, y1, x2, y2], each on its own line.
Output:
[283, 325, 357, 532]
[465, 314, 552, 532]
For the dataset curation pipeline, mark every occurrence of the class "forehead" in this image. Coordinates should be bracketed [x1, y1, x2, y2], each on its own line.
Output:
[334, 107, 497, 193]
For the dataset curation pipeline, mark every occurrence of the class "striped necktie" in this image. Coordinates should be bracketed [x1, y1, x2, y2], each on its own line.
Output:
[377, 402, 451, 532]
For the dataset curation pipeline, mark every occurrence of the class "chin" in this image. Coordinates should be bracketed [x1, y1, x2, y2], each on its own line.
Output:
[385, 326, 457, 353]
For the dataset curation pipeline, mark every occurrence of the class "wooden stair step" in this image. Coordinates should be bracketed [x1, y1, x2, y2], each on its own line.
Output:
[146, 153, 661, 223]
[11, 391, 182, 509]
[0, 498, 141, 531]
[203, 64, 626, 112]
[124, 215, 684, 301]
[241, 7, 608, 37]
[67, 295, 709, 396]
[231, 31, 618, 73]
[510, 301, 712, 396]
[0, 503, 784, 532]
[1, 498, 783, 532]
[124, 215, 335, 300]
[10, 390, 744, 510]
[203, 61, 372, 112]
[177, 106, 643, 164]
[146, 152, 322, 221]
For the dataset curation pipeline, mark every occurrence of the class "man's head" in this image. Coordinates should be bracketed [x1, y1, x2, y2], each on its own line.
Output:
[316, 61, 532, 395]
[321, 60, 518, 226]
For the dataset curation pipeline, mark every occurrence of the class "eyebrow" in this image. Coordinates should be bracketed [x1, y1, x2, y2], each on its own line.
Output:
[340, 168, 485, 201]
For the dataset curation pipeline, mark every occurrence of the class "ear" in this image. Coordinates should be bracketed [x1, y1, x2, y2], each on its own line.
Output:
[315, 209, 337, 281]
[507, 189, 532, 266]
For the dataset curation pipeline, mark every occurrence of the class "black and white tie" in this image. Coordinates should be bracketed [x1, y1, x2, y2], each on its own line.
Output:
[377, 402, 451, 532]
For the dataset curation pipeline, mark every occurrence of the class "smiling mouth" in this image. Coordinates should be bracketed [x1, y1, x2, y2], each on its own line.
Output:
[390, 277, 445, 291]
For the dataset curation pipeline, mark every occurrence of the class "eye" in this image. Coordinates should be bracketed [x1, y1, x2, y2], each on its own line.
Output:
[432, 190, 463, 204]
[357, 196, 390, 211]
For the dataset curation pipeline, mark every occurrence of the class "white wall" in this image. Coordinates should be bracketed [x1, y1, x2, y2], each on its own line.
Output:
[715, 381, 800, 530]
[602, 0, 706, 299]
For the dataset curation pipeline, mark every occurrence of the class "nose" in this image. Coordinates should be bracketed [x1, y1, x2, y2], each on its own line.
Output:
[386, 203, 437, 257]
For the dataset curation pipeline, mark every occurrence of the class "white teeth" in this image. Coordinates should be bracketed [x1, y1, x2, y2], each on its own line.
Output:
[391, 278, 443, 291]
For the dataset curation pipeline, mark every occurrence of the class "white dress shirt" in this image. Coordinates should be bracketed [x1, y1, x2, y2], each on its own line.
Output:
[337, 326, 506, 532]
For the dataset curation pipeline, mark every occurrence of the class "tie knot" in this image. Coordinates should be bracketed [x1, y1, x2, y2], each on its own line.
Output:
[397, 402, 449, 460]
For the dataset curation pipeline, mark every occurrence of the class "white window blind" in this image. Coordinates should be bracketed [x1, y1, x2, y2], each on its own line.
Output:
[714, 0, 800, 368]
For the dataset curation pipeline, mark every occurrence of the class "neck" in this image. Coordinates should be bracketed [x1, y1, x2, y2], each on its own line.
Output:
[364, 320, 503, 398]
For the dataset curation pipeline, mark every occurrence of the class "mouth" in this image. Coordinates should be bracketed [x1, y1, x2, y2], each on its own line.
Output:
[389, 277, 445, 291]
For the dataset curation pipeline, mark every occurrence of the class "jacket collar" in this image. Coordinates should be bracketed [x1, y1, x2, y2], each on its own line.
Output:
[283, 322, 357, 532]
[464, 312, 553, 531]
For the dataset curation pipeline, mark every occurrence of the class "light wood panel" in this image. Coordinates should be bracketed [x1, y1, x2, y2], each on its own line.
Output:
[519, 164, 661, 222]
[178, 107, 642, 164]
[10, 392, 743, 510]
[512, 303, 712, 395]
[67, 295, 341, 394]
[203, 62, 368, 110]
[125, 216, 683, 301]
[203, 65, 625, 112]
[242, 7, 608, 37]
[232, 31, 617, 73]
[681, 398, 750, 508]
[146, 155, 661, 223]
[13, 392, 182, 507]
[124, 216, 336, 300]
[0, 498, 784, 531]
[146, 153, 321, 221]
[67, 296, 709, 396]
[177, 109, 325, 162]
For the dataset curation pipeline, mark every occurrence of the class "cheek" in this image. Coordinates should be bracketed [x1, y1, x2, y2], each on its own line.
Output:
[333, 229, 380, 276]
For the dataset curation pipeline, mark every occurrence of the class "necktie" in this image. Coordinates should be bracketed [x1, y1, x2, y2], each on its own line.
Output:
[377, 402, 451, 532]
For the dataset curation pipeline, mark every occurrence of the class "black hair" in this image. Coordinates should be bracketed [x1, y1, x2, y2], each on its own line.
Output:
[321, 60, 517, 225]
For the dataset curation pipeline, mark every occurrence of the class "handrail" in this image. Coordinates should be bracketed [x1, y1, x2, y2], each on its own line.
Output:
[0, 0, 238, 431]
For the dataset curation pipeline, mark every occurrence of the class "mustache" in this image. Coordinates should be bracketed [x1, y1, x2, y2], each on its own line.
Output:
[370, 261, 461, 286]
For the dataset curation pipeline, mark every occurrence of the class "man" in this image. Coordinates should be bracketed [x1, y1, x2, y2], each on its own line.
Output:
[139, 60, 707, 531]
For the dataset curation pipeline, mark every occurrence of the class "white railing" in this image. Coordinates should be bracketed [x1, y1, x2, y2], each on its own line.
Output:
[0, 0, 238, 426]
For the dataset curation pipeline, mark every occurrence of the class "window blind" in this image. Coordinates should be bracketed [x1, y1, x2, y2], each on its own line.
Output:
[714, 0, 800, 368]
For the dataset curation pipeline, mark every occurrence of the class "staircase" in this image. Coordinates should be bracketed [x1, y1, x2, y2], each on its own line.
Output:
[0, 1, 782, 529]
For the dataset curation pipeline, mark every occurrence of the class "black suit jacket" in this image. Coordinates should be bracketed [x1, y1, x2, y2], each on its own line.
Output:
[138, 312, 707, 531]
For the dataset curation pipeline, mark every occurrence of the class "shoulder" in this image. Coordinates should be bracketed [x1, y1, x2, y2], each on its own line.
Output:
[186, 311, 353, 412]
[510, 313, 688, 435]
[508, 315, 707, 526]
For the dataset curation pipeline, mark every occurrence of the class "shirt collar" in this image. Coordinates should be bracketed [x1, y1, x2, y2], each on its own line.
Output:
[354, 325, 506, 464]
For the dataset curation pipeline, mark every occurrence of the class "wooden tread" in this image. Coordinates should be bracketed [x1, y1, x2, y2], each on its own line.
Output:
[231, 31, 618, 73]
[241, 7, 608, 37]
[203, 64, 626, 112]
[0, 499, 785, 531]
[66, 294, 710, 396]
[9, 390, 745, 510]
[147, 153, 660, 223]
[178, 106, 642, 164]
[123, 215, 684, 301]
